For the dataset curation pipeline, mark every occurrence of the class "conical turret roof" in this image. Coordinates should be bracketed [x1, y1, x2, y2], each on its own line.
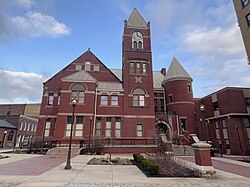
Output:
[127, 8, 147, 28]
[163, 57, 192, 83]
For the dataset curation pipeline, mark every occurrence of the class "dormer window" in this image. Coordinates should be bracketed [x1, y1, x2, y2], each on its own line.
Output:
[132, 32, 143, 50]
[85, 61, 91, 71]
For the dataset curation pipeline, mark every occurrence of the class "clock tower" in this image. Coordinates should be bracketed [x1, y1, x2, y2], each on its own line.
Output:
[122, 8, 155, 137]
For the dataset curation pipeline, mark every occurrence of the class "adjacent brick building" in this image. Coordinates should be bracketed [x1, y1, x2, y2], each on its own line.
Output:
[36, 9, 250, 155]
[0, 104, 40, 148]
[233, 0, 250, 64]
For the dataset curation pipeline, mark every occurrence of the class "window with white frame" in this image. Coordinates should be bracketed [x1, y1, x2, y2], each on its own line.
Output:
[85, 61, 91, 71]
[106, 118, 111, 137]
[27, 123, 30, 131]
[24, 122, 27, 131]
[137, 124, 143, 137]
[142, 63, 147, 74]
[76, 64, 82, 71]
[66, 116, 72, 137]
[130, 62, 134, 74]
[48, 92, 54, 105]
[96, 118, 102, 137]
[101, 95, 108, 105]
[133, 88, 145, 107]
[71, 84, 85, 103]
[111, 95, 118, 106]
[57, 92, 61, 106]
[44, 118, 51, 137]
[115, 118, 121, 137]
[75, 116, 84, 137]
[93, 65, 99, 71]
[242, 0, 249, 8]
[136, 63, 140, 74]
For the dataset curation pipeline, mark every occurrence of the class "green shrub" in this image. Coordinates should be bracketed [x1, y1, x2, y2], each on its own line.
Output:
[148, 163, 159, 175]
[133, 153, 140, 160]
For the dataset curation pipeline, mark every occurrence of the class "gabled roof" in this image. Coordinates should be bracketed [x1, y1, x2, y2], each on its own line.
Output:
[61, 70, 96, 83]
[0, 119, 17, 129]
[127, 8, 147, 28]
[163, 57, 192, 83]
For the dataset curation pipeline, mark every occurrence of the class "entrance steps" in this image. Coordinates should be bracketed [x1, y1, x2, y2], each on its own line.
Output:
[46, 147, 80, 155]
[172, 144, 194, 156]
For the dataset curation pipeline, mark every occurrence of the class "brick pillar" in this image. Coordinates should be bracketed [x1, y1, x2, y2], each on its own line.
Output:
[192, 142, 212, 166]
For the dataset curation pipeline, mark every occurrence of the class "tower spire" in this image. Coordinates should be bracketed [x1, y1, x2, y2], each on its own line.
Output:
[127, 8, 147, 28]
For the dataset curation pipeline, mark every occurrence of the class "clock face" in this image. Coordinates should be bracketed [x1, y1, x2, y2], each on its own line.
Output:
[132, 32, 143, 41]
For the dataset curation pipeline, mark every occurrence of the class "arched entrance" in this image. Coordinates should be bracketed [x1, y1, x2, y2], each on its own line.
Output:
[156, 121, 171, 143]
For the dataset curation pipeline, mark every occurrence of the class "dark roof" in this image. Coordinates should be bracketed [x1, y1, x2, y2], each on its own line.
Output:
[0, 119, 18, 129]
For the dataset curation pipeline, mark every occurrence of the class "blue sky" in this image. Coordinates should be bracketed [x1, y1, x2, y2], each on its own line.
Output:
[0, 0, 249, 104]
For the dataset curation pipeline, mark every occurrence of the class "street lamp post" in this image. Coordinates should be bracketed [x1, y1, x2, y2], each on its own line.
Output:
[235, 125, 243, 156]
[1, 130, 7, 148]
[65, 98, 77, 170]
[199, 104, 208, 142]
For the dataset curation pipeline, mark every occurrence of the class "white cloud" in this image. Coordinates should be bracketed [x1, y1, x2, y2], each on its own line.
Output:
[183, 24, 245, 58]
[0, 0, 70, 39]
[0, 69, 46, 104]
[11, 11, 70, 38]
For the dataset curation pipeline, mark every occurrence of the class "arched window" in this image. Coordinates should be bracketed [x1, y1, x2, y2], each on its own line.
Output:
[71, 84, 86, 103]
[85, 61, 91, 71]
[133, 88, 145, 107]
[138, 41, 142, 50]
[133, 41, 137, 49]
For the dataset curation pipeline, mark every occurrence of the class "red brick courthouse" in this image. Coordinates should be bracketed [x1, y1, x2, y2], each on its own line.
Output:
[36, 9, 250, 155]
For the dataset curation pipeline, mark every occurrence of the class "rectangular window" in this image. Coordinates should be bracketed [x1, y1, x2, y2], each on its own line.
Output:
[246, 13, 250, 27]
[244, 118, 250, 128]
[160, 99, 164, 111]
[180, 118, 187, 131]
[57, 93, 61, 105]
[221, 119, 227, 129]
[142, 63, 147, 74]
[130, 63, 134, 74]
[187, 84, 191, 93]
[115, 118, 121, 137]
[242, 0, 249, 7]
[96, 118, 102, 137]
[100, 95, 108, 105]
[76, 64, 82, 71]
[94, 65, 100, 71]
[154, 99, 158, 112]
[133, 95, 139, 106]
[75, 116, 84, 137]
[245, 98, 250, 107]
[48, 93, 54, 105]
[139, 95, 145, 106]
[214, 120, 219, 129]
[78, 91, 84, 103]
[137, 124, 143, 137]
[66, 116, 72, 137]
[72, 90, 78, 99]
[136, 63, 140, 74]
[213, 102, 219, 111]
[45, 118, 51, 137]
[105, 118, 111, 137]
[27, 123, 30, 131]
[168, 95, 173, 103]
[111, 95, 118, 106]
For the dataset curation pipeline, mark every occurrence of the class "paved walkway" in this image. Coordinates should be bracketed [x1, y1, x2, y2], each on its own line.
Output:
[0, 153, 249, 187]
[178, 156, 250, 178]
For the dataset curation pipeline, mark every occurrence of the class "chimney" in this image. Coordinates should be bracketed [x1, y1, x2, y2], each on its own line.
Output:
[161, 68, 166, 76]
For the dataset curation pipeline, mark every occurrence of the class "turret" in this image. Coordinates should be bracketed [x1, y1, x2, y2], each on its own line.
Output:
[163, 57, 195, 135]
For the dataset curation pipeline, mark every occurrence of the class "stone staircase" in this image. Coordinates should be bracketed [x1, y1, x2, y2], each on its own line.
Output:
[172, 144, 194, 156]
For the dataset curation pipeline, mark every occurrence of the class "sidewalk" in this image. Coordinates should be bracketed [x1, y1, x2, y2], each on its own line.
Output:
[0, 154, 250, 187]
